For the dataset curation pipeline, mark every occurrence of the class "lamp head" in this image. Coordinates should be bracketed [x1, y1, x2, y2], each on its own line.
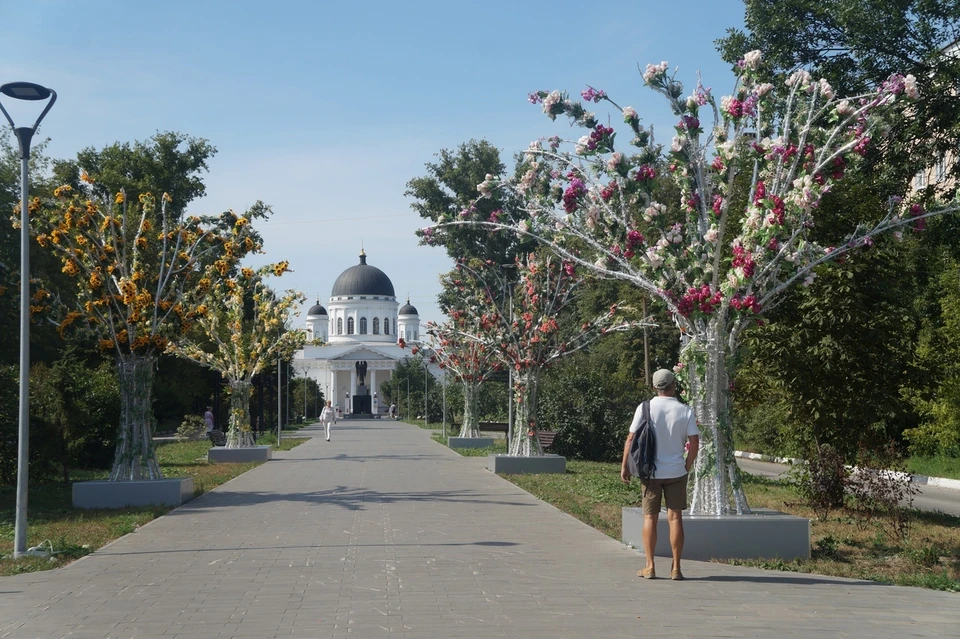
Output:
[0, 82, 53, 101]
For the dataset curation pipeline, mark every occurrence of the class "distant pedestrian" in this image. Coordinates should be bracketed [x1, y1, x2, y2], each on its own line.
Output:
[320, 400, 337, 441]
[204, 406, 215, 433]
[620, 369, 699, 580]
[389, 403, 397, 419]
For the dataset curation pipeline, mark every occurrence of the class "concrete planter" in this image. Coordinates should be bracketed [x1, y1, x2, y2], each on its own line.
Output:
[208, 445, 272, 463]
[73, 478, 194, 510]
[448, 436, 495, 449]
[622, 507, 810, 561]
[488, 454, 566, 474]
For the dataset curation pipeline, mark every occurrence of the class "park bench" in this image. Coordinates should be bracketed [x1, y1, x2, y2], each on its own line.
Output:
[478, 421, 508, 434]
[478, 422, 557, 451]
[207, 430, 227, 447]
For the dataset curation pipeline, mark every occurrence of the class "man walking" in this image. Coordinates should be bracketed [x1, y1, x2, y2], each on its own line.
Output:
[620, 369, 699, 580]
[320, 400, 337, 442]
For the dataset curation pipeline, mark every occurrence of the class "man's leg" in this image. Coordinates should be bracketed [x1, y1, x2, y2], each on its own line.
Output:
[642, 513, 659, 571]
[667, 508, 684, 573]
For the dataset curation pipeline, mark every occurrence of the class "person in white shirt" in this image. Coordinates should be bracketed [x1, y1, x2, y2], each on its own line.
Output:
[203, 406, 215, 433]
[620, 369, 700, 581]
[320, 400, 337, 442]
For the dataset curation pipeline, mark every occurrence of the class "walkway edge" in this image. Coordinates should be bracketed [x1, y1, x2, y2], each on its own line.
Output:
[734, 450, 960, 492]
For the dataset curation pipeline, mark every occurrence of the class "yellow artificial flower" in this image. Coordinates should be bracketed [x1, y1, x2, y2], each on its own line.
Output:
[53, 185, 72, 198]
[115, 192, 125, 205]
[62, 260, 80, 276]
[241, 267, 254, 279]
[80, 171, 94, 184]
[116, 329, 128, 344]
[36, 234, 49, 248]
[136, 237, 147, 250]
[99, 339, 114, 351]
[88, 272, 102, 289]
[162, 192, 173, 203]
[273, 260, 290, 276]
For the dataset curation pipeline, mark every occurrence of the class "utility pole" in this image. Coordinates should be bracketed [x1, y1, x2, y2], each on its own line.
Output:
[643, 297, 651, 387]
[276, 358, 282, 446]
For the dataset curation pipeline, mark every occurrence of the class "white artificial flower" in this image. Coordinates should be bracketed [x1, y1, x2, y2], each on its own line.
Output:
[622, 106, 638, 122]
[576, 135, 592, 155]
[904, 74, 919, 100]
[755, 83, 774, 97]
[704, 226, 719, 243]
[671, 136, 685, 153]
[817, 78, 834, 100]
[606, 152, 623, 172]
[836, 99, 855, 116]
[743, 50, 762, 70]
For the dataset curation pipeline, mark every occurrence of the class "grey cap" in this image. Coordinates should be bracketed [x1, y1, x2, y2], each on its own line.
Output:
[652, 369, 676, 390]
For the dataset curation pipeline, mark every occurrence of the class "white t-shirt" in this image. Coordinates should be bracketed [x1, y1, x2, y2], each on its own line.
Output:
[629, 396, 699, 479]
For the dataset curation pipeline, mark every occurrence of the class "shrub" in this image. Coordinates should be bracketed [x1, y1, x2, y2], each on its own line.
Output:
[177, 415, 206, 441]
[848, 443, 918, 545]
[790, 443, 849, 522]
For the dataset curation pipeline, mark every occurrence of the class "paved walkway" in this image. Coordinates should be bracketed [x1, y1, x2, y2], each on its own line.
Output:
[1, 420, 957, 638]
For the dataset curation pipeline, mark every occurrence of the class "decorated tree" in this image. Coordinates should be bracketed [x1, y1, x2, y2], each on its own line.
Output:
[426, 271, 504, 438]
[429, 52, 959, 513]
[444, 253, 642, 456]
[167, 263, 306, 448]
[27, 182, 263, 480]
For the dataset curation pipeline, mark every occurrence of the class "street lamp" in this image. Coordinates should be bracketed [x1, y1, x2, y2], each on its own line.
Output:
[1, 82, 56, 559]
[344, 389, 349, 415]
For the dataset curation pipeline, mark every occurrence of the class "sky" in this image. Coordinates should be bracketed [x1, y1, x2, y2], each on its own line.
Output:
[1, 0, 746, 328]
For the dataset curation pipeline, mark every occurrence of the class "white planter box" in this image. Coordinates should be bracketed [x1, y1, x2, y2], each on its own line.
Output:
[72, 478, 194, 510]
[622, 507, 811, 561]
[488, 454, 566, 474]
[207, 445, 272, 463]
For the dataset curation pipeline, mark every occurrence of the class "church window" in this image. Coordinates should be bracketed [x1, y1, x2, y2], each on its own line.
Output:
[384, 318, 390, 335]
[359, 317, 367, 334]
[414, 330, 418, 341]
[337, 318, 343, 335]
[347, 318, 355, 334]
[373, 318, 380, 334]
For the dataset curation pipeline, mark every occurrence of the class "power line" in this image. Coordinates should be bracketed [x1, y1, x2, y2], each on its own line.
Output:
[262, 213, 418, 225]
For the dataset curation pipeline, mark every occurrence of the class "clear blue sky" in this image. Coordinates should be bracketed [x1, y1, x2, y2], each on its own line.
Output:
[2, 0, 746, 327]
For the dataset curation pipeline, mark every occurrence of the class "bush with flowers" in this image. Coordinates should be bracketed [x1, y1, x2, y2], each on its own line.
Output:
[429, 51, 959, 513]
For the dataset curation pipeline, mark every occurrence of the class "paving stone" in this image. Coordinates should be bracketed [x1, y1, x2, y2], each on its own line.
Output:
[1, 420, 958, 637]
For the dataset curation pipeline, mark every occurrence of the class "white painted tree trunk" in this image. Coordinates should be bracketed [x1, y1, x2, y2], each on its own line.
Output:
[226, 379, 256, 448]
[458, 382, 482, 438]
[684, 319, 750, 515]
[509, 371, 544, 457]
[109, 354, 163, 481]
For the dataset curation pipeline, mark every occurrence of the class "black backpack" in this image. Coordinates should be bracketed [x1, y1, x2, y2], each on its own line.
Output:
[627, 401, 657, 480]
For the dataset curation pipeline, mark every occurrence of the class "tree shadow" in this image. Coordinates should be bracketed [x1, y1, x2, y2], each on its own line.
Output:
[164, 484, 536, 514]
[693, 574, 894, 587]
[95, 539, 521, 558]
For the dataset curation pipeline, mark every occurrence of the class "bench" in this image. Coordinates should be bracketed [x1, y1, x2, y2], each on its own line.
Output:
[207, 430, 226, 447]
[536, 431, 557, 451]
[478, 423, 557, 451]
[478, 421, 508, 434]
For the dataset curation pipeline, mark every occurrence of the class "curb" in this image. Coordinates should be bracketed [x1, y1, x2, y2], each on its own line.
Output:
[734, 450, 960, 492]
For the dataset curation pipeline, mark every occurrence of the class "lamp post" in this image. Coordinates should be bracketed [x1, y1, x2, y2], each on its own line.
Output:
[344, 389, 349, 415]
[1, 82, 56, 559]
[442, 368, 446, 437]
[423, 357, 428, 428]
[276, 358, 282, 446]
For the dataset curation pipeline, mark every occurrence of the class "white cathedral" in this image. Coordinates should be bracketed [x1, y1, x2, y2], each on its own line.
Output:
[293, 249, 422, 416]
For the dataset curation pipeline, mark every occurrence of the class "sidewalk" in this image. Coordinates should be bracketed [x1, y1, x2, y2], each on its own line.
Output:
[0, 420, 957, 638]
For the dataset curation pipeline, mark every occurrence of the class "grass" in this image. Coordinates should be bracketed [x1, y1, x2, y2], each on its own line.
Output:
[0, 436, 307, 577]
[501, 459, 960, 592]
[907, 456, 960, 481]
[400, 418, 442, 430]
[256, 433, 310, 451]
[431, 433, 508, 457]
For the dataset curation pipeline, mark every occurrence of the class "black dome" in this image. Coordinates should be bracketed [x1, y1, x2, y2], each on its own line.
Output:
[399, 299, 419, 315]
[307, 301, 327, 316]
[331, 251, 395, 297]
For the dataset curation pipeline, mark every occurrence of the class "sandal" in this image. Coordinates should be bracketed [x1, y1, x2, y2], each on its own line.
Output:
[637, 566, 656, 579]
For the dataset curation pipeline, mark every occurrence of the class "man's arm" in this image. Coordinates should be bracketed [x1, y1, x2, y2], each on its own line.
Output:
[620, 431, 634, 483]
[685, 434, 700, 473]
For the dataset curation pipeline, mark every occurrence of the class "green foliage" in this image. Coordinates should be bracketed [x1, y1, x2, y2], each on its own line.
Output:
[379, 355, 443, 421]
[406, 139, 532, 266]
[52, 131, 216, 218]
[903, 259, 960, 456]
[718, 0, 960, 193]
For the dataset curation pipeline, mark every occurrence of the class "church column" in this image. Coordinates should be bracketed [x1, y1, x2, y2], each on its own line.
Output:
[370, 369, 377, 397]
[330, 369, 337, 411]
[350, 369, 358, 399]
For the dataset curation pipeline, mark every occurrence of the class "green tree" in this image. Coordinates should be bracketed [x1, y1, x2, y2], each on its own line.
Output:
[52, 131, 216, 218]
[718, 0, 960, 192]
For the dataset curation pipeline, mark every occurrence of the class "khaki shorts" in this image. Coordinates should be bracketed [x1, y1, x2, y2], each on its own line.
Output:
[640, 474, 688, 515]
